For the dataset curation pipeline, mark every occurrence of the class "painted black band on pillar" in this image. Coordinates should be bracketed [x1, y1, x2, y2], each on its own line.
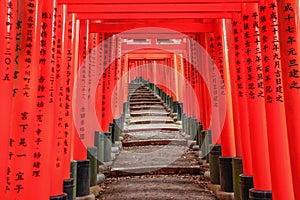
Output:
[239, 174, 253, 200]
[219, 156, 234, 192]
[76, 160, 90, 197]
[63, 179, 74, 200]
[232, 157, 243, 200]
[208, 144, 222, 184]
[50, 193, 67, 200]
[249, 189, 272, 200]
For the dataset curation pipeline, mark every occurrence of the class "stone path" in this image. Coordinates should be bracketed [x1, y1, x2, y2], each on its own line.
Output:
[98, 83, 217, 200]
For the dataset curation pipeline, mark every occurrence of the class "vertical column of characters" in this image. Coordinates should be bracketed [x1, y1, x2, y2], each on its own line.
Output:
[277, 0, 300, 198]
[0, 0, 16, 197]
[69, 18, 79, 160]
[173, 54, 179, 101]
[106, 35, 114, 128]
[188, 37, 194, 117]
[163, 58, 168, 96]
[214, 19, 236, 157]
[73, 19, 89, 160]
[95, 33, 104, 131]
[183, 38, 191, 117]
[59, 5, 73, 179]
[225, 18, 243, 157]
[194, 34, 204, 123]
[259, 1, 295, 199]
[50, 4, 65, 195]
[62, 12, 76, 178]
[112, 36, 119, 117]
[101, 34, 111, 131]
[123, 54, 129, 103]
[88, 32, 99, 132]
[207, 32, 221, 144]
[190, 36, 198, 118]
[82, 30, 97, 148]
[242, 3, 272, 191]
[107, 35, 116, 123]
[9, 0, 42, 198]
[114, 36, 122, 117]
[230, 13, 253, 175]
[175, 54, 183, 103]
[32, 0, 57, 198]
[198, 33, 211, 132]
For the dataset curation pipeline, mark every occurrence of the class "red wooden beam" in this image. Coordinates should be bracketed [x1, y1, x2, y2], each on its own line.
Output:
[67, 3, 242, 13]
[76, 12, 233, 20]
[59, 0, 258, 4]
[90, 22, 213, 33]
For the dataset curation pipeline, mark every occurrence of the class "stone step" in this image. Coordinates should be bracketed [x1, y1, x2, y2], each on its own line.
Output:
[130, 107, 166, 111]
[130, 111, 170, 117]
[126, 130, 183, 140]
[111, 165, 202, 177]
[122, 139, 187, 147]
[129, 99, 161, 102]
[129, 93, 154, 97]
[126, 124, 181, 132]
[130, 102, 164, 106]
[130, 119, 174, 125]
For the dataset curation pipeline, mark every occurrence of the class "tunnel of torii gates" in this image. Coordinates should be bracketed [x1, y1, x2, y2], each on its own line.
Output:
[0, 0, 300, 199]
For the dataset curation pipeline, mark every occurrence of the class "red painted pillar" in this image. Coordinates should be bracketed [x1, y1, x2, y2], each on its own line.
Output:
[199, 33, 212, 132]
[9, 0, 42, 198]
[242, 3, 272, 192]
[50, 4, 65, 196]
[60, 5, 74, 180]
[258, 1, 295, 199]
[33, 0, 58, 198]
[0, 0, 16, 197]
[214, 19, 236, 157]
[230, 13, 253, 176]
[70, 18, 80, 160]
[101, 34, 112, 131]
[95, 33, 105, 132]
[277, 0, 300, 199]
[225, 19, 243, 158]
[206, 32, 221, 144]
[73, 19, 89, 160]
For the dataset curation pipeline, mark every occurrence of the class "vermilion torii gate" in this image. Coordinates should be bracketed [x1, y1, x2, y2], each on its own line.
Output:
[0, 0, 299, 200]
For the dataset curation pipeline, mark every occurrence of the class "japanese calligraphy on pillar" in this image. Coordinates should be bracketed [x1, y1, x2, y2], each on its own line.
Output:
[207, 33, 219, 108]
[232, 16, 244, 98]
[54, 6, 64, 170]
[63, 14, 74, 159]
[10, 0, 41, 197]
[1, 0, 16, 196]
[243, 11, 264, 100]
[96, 33, 104, 128]
[215, 32, 226, 96]
[280, 3, 299, 89]
[259, 3, 284, 103]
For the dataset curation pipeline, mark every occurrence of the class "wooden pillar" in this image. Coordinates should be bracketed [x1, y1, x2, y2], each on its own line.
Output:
[242, 3, 272, 191]
[257, 1, 295, 199]
[0, 0, 16, 197]
[230, 13, 253, 176]
[277, 0, 300, 199]
[214, 19, 236, 156]
[9, 0, 42, 198]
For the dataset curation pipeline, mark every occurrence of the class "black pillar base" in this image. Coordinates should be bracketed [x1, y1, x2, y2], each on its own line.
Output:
[239, 174, 253, 200]
[249, 189, 272, 200]
[50, 193, 67, 200]
[219, 156, 234, 192]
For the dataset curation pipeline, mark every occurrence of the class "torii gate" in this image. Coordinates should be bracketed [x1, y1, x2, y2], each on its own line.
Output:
[0, 0, 299, 200]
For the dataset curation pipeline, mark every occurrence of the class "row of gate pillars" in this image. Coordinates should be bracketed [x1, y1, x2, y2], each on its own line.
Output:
[0, 0, 300, 200]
